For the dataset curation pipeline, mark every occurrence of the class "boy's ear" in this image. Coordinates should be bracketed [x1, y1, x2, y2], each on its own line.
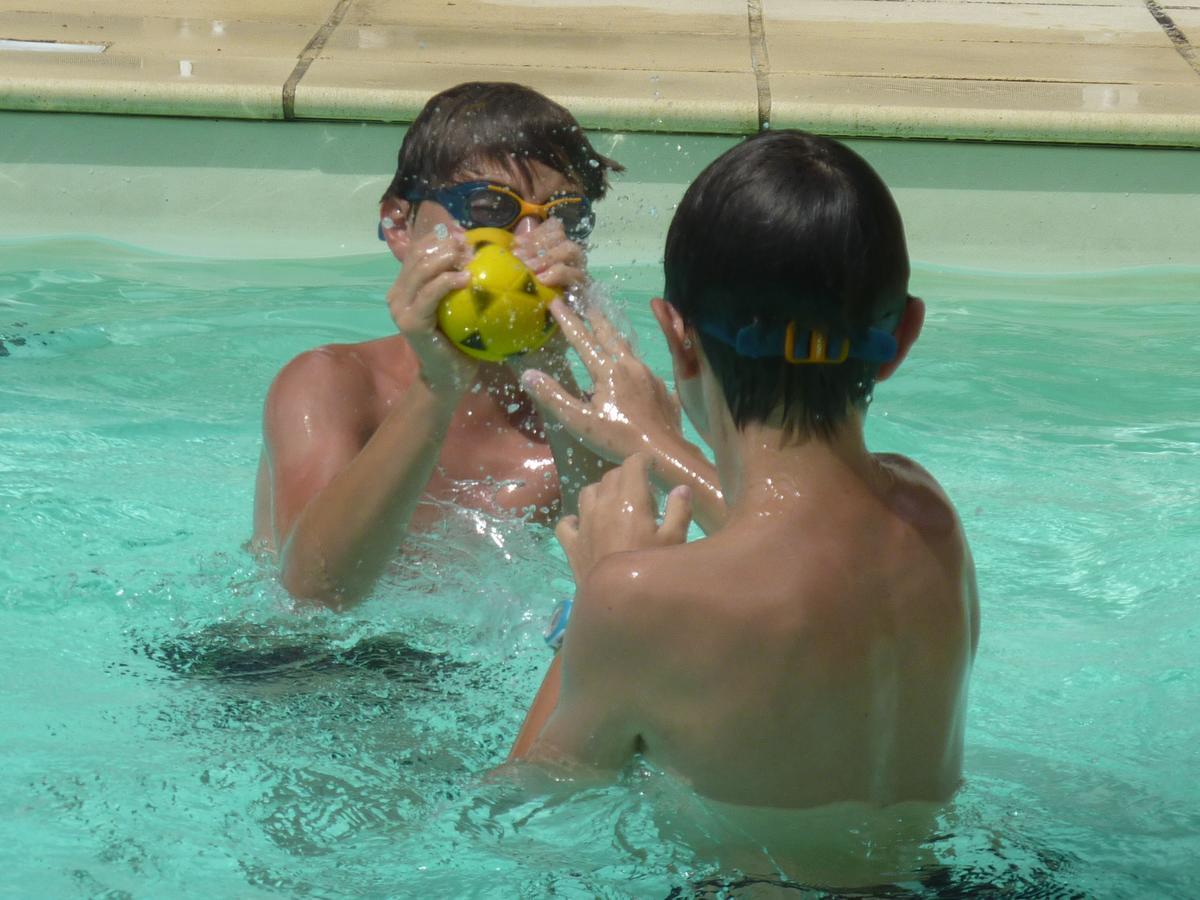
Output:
[875, 295, 925, 382]
[650, 297, 700, 380]
[379, 198, 413, 261]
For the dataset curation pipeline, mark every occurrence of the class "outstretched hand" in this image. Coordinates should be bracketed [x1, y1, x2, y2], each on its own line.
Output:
[556, 453, 692, 582]
[520, 299, 685, 464]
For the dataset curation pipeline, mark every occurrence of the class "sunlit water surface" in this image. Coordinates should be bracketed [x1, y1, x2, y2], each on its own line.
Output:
[1, 239, 1197, 898]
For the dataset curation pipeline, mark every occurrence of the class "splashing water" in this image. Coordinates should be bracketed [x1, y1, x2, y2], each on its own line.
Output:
[1, 238, 1198, 896]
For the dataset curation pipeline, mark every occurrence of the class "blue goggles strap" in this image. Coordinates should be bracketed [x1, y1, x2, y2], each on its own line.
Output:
[698, 319, 898, 365]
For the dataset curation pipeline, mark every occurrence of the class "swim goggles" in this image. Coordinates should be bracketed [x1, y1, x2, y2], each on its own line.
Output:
[403, 180, 595, 241]
[698, 318, 899, 365]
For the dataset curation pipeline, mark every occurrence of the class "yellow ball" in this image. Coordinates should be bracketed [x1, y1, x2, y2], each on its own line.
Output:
[437, 227, 561, 362]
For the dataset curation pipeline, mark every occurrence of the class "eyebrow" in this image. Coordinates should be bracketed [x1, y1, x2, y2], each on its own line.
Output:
[459, 166, 580, 202]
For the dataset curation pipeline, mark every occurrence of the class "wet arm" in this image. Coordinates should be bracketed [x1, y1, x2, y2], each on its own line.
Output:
[520, 348, 613, 515]
[509, 654, 562, 761]
[507, 565, 645, 770]
[264, 353, 460, 609]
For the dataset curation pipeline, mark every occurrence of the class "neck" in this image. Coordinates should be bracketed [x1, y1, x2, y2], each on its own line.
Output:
[716, 412, 887, 515]
[472, 362, 543, 433]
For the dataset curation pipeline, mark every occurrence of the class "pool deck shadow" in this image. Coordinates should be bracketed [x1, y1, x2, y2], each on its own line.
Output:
[1, 0, 1199, 145]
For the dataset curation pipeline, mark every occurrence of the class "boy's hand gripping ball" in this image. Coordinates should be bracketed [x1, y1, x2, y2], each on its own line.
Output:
[437, 228, 561, 362]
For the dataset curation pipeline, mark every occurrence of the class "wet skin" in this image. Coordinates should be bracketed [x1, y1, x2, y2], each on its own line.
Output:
[252, 158, 607, 609]
[508, 297, 979, 881]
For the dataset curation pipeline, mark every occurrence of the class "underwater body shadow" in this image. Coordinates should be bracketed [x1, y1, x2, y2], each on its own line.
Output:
[137, 621, 470, 687]
[673, 842, 1087, 899]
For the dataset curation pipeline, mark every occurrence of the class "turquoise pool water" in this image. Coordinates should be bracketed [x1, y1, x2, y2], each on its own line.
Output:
[1, 238, 1197, 897]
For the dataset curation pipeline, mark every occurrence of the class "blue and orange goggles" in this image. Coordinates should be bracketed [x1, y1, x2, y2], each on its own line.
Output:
[699, 319, 898, 365]
[403, 180, 595, 242]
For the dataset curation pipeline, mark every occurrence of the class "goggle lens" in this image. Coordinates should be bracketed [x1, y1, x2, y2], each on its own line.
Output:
[459, 184, 594, 240]
[466, 188, 520, 229]
[406, 182, 595, 241]
[545, 198, 595, 241]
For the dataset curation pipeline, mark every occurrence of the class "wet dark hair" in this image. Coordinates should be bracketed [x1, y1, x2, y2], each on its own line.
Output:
[664, 129, 911, 440]
[382, 82, 623, 203]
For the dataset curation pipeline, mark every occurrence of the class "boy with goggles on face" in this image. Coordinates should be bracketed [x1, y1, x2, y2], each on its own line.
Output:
[508, 131, 978, 886]
[252, 82, 622, 609]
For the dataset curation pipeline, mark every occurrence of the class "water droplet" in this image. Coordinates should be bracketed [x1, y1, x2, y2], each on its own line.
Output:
[433, 223, 449, 240]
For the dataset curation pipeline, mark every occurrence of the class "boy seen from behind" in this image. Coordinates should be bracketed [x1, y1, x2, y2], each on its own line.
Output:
[511, 130, 979, 883]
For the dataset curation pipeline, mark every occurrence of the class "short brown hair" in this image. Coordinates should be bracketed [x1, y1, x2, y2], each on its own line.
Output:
[665, 130, 910, 440]
[383, 82, 622, 203]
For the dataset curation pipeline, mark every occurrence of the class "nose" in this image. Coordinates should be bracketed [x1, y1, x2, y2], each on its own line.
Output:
[512, 214, 542, 236]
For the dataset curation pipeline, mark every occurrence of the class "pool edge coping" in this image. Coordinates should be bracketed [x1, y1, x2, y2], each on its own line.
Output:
[3, 78, 1200, 149]
[4, 0, 1200, 151]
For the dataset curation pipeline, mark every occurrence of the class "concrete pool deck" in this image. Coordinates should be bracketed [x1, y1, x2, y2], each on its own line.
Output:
[1, 0, 1199, 146]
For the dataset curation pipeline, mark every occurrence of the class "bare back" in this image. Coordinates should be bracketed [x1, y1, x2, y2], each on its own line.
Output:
[542, 452, 977, 812]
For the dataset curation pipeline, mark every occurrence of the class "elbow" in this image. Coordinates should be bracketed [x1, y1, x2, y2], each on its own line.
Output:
[278, 542, 362, 612]
[280, 568, 352, 612]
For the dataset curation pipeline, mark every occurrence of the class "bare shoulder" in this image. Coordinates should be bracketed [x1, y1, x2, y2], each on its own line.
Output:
[261, 342, 394, 443]
[266, 344, 374, 412]
[564, 542, 708, 674]
[875, 452, 962, 537]
[875, 452, 979, 653]
[569, 550, 662, 642]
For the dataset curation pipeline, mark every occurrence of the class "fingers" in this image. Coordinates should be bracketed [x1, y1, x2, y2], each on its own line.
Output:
[617, 452, 658, 513]
[563, 454, 691, 575]
[520, 370, 591, 431]
[585, 304, 634, 358]
[412, 270, 470, 320]
[409, 226, 469, 279]
[513, 219, 585, 270]
[388, 228, 470, 331]
[516, 221, 588, 294]
[576, 482, 598, 521]
[535, 262, 586, 293]
[589, 453, 692, 540]
[554, 514, 580, 563]
[659, 485, 693, 543]
[549, 298, 606, 371]
[386, 238, 463, 307]
[517, 235, 582, 275]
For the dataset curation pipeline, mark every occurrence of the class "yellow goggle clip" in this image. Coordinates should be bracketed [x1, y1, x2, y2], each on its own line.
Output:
[783, 323, 851, 365]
